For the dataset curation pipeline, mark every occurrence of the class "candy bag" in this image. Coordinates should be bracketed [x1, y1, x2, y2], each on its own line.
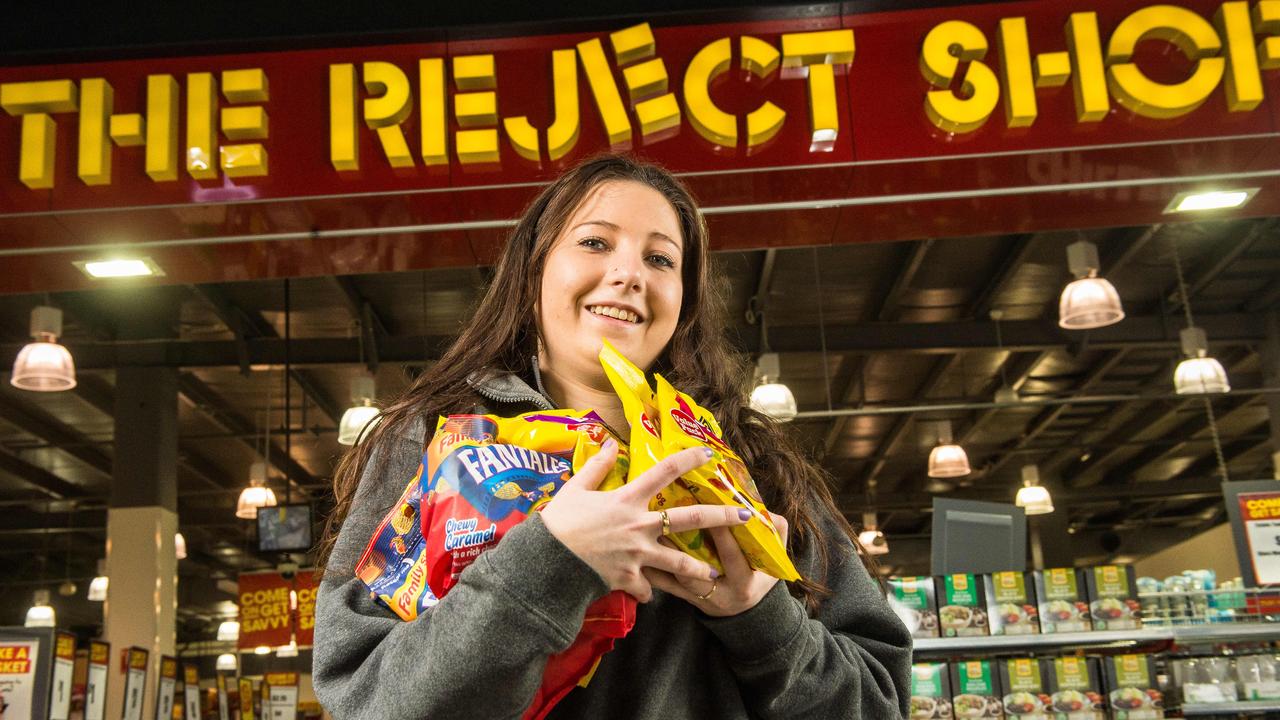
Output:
[355, 460, 438, 620]
[599, 340, 798, 582]
[599, 341, 721, 572]
[654, 374, 799, 581]
[419, 410, 635, 720]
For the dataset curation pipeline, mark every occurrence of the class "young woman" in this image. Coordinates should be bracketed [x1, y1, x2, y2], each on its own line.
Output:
[313, 155, 912, 719]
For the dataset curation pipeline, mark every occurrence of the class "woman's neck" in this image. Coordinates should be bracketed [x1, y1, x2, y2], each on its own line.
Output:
[537, 359, 628, 433]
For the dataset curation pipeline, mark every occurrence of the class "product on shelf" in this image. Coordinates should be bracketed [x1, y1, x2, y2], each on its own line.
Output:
[1034, 568, 1091, 634]
[1084, 565, 1141, 631]
[1135, 576, 1163, 624]
[1043, 656, 1105, 720]
[939, 574, 990, 638]
[1102, 654, 1164, 719]
[998, 658, 1048, 719]
[911, 662, 954, 719]
[1173, 656, 1238, 704]
[986, 571, 1040, 636]
[890, 576, 940, 639]
[950, 659, 1003, 718]
[1235, 654, 1280, 701]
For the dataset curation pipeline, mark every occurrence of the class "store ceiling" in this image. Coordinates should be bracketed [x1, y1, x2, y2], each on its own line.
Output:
[0, 216, 1277, 641]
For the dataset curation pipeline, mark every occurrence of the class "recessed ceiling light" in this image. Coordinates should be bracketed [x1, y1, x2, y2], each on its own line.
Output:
[73, 258, 165, 279]
[1164, 188, 1258, 213]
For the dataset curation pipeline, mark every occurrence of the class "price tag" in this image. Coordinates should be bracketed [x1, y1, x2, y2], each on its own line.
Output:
[49, 632, 75, 720]
[85, 642, 109, 720]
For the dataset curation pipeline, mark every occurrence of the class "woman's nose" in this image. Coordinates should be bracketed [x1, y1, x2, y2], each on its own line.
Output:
[606, 252, 644, 290]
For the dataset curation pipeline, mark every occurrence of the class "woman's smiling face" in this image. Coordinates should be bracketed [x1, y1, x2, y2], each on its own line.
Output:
[537, 180, 684, 385]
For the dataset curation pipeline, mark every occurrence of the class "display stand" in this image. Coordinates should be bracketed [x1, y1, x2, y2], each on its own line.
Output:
[0, 627, 56, 720]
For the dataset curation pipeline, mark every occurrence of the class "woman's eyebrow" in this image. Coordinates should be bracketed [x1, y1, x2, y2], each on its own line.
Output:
[572, 220, 680, 250]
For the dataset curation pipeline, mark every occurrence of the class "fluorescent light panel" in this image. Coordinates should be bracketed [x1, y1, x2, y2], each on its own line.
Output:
[74, 258, 164, 279]
[1165, 188, 1258, 214]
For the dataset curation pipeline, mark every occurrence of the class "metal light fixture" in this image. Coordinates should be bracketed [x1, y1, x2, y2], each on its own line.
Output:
[857, 512, 889, 556]
[11, 306, 77, 391]
[1174, 328, 1230, 395]
[175, 532, 187, 560]
[236, 462, 277, 520]
[927, 420, 971, 479]
[337, 375, 380, 445]
[87, 560, 108, 602]
[1058, 241, 1125, 330]
[1165, 188, 1258, 214]
[750, 352, 797, 422]
[275, 637, 299, 658]
[73, 257, 164, 279]
[215, 654, 237, 672]
[1015, 465, 1054, 515]
[1169, 239, 1230, 396]
[25, 589, 55, 628]
[216, 620, 240, 642]
[254, 645, 271, 656]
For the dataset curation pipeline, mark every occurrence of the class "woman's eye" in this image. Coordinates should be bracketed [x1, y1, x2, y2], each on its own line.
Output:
[578, 237, 608, 250]
[648, 253, 676, 269]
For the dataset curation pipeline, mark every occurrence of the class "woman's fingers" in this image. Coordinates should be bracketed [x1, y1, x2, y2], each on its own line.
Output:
[621, 446, 713, 502]
[706, 525, 753, 577]
[642, 544, 718, 581]
[657, 504, 750, 535]
[642, 567, 701, 604]
[560, 439, 619, 493]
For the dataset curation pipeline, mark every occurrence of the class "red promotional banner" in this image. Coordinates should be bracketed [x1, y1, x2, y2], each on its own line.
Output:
[237, 570, 319, 650]
[237, 573, 292, 651]
[295, 571, 317, 648]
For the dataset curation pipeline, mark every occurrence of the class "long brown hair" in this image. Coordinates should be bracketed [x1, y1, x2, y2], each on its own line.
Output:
[316, 154, 871, 612]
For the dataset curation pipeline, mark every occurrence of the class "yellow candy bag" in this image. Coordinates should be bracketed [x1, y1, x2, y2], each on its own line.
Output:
[599, 341, 799, 581]
[653, 374, 799, 581]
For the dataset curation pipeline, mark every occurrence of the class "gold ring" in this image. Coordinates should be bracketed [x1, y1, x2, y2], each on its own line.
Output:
[696, 578, 718, 601]
[659, 510, 672, 537]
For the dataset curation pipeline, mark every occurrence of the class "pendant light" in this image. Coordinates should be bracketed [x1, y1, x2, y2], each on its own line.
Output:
[216, 619, 240, 642]
[215, 654, 238, 672]
[236, 461, 277, 519]
[11, 306, 77, 391]
[1015, 464, 1054, 515]
[1058, 240, 1125, 330]
[1169, 238, 1230, 395]
[750, 352, 798, 421]
[857, 512, 889, 556]
[927, 420, 971, 478]
[175, 532, 187, 560]
[25, 589, 55, 627]
[275, 636, 299, 658]
[87, 559, 108, 601]
[253, 645, 271, 655]
[337, 375, 380, 445]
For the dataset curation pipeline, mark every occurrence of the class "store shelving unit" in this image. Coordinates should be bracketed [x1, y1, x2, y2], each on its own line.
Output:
[913, 623, 1280, 656]
[1182, 699, 1280, 715]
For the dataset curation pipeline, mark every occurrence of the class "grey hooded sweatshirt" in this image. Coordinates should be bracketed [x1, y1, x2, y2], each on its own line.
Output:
[313, 371, 912, 719]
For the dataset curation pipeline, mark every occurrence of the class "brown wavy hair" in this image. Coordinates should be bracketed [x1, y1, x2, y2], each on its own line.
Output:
[316, 154, 871, 612]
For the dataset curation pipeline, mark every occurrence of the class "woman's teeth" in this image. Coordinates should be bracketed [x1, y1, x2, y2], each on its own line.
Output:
[588, 305, 639, 323]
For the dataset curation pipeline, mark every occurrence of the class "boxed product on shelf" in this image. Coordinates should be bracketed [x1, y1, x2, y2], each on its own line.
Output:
[910, 662, 953, 719]
[949, 659, 1004, 718]
[1235, 654, 1280, 701]
[1034, 568, 1091, 634]
[938, 573, 991, 637]
[1043, 656, 1105, 720]
[889, 576, 940, 639]
[1172, 656, 1239, 704]
[1102, 654, 1164, 719]
[986, 571, 1040, 636]
[997, 657, 1049, 719]
[1084, 565, 1141, 631]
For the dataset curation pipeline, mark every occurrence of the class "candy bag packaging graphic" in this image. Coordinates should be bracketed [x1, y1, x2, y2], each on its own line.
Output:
[600, 340, 798, 581]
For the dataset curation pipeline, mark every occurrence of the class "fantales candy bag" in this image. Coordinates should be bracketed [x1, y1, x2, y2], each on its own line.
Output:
[355, 461, 438, 620]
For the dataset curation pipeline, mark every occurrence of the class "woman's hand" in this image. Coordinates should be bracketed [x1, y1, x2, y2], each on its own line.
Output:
[643, 512, 789, 617]
[541, 440, 751, 602]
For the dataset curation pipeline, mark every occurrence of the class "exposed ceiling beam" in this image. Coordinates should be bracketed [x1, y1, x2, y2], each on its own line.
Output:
[978, 349, 1129, 481]
[328, 275, 393, 373]
[177, 373, 316, 498]
[1163, 219, 1272, 314]
[956, 350, 1053, 446]
[1244, 277, 1280, 313]
[0, 393, 113, 479]
[970, 233, 1035, 320]
[841, 474, 1225, 513]
[1171, 429, 1274, 481]
[189, 285, 343, 424]
[1101, 395, 1257, 485]
[877, 239, 934, 321]
[1101, 224, 1163, 277]
[0, 446, 90, 499]
[863, 353, 963, 494]
[9, 312, 1264, 370]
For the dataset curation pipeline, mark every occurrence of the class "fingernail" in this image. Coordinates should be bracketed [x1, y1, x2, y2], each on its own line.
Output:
[709, 567, 720, 579]
[602, 438, 617, 453]
[738, 508, 752, 522]
[702, 447, 714, 458]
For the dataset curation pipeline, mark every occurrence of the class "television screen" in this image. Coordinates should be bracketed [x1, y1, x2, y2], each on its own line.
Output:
[931, 498, 1026, 575]
[256, 504, 313, 552]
